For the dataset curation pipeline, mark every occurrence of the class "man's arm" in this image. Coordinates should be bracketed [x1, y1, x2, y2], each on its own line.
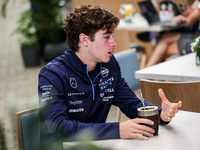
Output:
[39, 68, 120, 141]
[118, 88, 182, 140]
[113, 62, 180, 140]
[39, 95, 119, 140]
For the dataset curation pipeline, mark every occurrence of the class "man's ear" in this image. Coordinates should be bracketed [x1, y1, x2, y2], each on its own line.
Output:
[79, 33, 89, 47]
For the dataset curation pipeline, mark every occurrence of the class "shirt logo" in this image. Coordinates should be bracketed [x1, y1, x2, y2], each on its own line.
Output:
[69, 108, 84, 113]
[70, 78, 77, 88]
[69, 100, 83, 105]
[101, 67, 109, 77]
[102, 96, 114, 102]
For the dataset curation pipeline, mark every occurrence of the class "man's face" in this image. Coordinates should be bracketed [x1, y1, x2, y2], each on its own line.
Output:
[88, 29, 117, 63]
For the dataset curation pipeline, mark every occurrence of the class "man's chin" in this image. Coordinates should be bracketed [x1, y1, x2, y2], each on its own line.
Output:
[101, 57, 111, 63]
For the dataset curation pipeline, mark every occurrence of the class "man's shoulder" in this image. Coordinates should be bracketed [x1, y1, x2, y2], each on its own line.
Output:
[44, 50, 73, 68]
[44, 57, 65, 70]
[39, 55, 68, 76]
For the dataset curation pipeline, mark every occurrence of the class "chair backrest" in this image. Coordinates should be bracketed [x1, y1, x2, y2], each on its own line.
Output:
[114, 49, 140, 122]
[16, 107, 40, 150]
[114, 49, 140, 90]
[140, 79, 200, 113]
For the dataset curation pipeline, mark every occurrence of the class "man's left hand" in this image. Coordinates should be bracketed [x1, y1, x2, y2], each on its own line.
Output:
[158, 88, 182, 122]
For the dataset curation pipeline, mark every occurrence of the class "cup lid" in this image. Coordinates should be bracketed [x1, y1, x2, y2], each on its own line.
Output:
[137, 106, 158, 116]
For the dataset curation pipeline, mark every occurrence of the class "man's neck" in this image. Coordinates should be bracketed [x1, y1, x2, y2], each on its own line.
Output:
[75, 51, 97, 72]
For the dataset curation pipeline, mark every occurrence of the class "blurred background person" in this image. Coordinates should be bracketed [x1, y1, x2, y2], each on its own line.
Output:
[145, 0, 200, 68]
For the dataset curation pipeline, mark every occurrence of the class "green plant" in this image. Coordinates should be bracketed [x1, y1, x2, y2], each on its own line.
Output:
[31, 0, 66, 44]
[191, 36, 200, 56]
[1, 0, 9, 18]
[3, 0, 68, 44]
[13, 9, 38, 48]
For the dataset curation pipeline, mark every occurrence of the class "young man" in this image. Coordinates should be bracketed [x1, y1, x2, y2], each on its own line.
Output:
[38, 4, 182, 150]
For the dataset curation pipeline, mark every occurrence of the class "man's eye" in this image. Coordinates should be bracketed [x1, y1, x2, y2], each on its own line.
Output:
[105, 36, 110, 39]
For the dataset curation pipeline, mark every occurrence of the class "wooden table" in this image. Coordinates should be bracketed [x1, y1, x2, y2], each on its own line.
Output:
[63, 111, 200, 150]
[135, 53, 200, 82]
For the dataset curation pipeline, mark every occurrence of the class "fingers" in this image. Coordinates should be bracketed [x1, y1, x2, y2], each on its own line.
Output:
[135, 118, 154, 126]
[132, 129, 153, 140]
[159, 89, 182, 109]
[135, 125, 154, 137]
[161, 102, 181, 122]
[167, 101, 182, 121]
[119, 118, 155, 140]
[172, 104, 178, 113]
[132, 119, 155, 138]
[158, 88, 168, 102]
[159, 88, 182, 122]
[177, 101, 182, 108]
[133, 134, 149, 140]
[171, 101, 182, 113]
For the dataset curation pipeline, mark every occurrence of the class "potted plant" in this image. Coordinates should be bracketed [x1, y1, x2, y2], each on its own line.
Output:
[13, 9, 40, 67]
[191, 36, 200, 66]
[2, 0, 70, 63]
[30, 0, 69, 62]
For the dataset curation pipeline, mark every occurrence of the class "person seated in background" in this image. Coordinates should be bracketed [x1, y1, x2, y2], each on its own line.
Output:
[145, 0, 200, 68]
[38, 4, 182, 150]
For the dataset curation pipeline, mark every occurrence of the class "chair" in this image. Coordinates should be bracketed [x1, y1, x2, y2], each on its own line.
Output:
[140, 79, 200, 113]
[114, 49, 140, 122]
[113, 28, 147, 69]
[16, 107, 40, 150]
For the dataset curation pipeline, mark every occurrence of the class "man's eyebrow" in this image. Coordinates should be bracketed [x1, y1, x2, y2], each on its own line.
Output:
[102, 32, 108, 35]
[102, 31, 113, 35]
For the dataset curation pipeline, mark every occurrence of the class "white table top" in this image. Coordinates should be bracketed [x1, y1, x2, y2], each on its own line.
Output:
[117, 14, 187, 32]
[118, 18, 164, 32]
[135, 53, 200, 82]
[63, 111, 200, 150]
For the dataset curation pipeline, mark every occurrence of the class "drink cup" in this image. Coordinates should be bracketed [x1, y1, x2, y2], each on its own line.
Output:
[137, 106, 160, 136]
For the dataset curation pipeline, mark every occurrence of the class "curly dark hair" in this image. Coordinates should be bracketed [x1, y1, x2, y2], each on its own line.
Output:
[64, 4, 120, 52]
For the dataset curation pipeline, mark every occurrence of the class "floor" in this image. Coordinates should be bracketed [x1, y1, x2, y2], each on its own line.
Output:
[0, 1, 129, 150]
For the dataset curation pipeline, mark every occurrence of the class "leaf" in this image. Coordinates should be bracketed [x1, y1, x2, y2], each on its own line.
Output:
[1, 0, 9, 18]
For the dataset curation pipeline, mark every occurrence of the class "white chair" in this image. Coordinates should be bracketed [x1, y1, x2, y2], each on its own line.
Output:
[114, 49, 140, 122]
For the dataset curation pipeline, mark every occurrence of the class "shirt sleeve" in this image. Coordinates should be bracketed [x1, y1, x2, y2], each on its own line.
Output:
[38, 67, 120, 141]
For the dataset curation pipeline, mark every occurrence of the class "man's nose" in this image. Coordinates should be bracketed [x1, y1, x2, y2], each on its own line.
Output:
[110, 36, 117, 46]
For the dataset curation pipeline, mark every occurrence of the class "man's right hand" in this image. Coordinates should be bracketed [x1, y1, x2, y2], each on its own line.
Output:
[119, 118, 155, 140]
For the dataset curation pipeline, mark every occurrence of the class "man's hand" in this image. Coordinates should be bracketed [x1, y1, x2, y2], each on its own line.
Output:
[119, 118, 155, 140]
[158, 88, 182, 122]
